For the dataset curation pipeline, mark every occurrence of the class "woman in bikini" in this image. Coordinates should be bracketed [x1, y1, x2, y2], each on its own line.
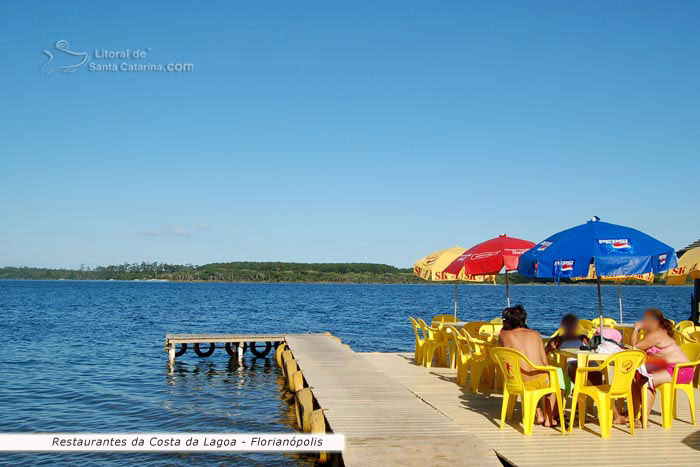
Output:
[631, 308, 692, 425]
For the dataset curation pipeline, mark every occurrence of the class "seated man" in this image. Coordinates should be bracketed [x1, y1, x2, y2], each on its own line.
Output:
[498, 305, 557, 427]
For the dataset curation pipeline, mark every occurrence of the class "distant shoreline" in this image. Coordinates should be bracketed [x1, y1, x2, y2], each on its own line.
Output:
[0, 278, 689, 287]
[1, 261, 690, 285]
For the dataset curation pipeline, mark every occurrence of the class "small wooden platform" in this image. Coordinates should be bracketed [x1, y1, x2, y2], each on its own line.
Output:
[164, 333, 285, 364]
[362, 352, 700, 467]
[164, 333, 284, 346]
[284, 334, 501, 467]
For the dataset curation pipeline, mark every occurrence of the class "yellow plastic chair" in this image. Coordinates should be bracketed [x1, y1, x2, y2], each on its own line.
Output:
[466, 335, 496, 393]
[550, 319, 596, 339]
[612, 324, 637, 345]
[491, 317, 503, 324]
[569, 350, 645, 438]
[490, 347, 565, 436]
[438, 324, 459, 369]
[578, 319, 596, 337]
[463, 321, 491, 338]
[642, 343, 700, 428]
[675, 320, 695, 332]
[591, 317, 618, 327]
[432, 314, 458, 327]
[681, 326, 700, 340]
[673, 326, 699, 346]
[689, 330, 700, 345]
[419, 320, 449, 368]
[409, 317, 427, 365]
[450, 327, 472, 385]
[478, 323, 503, 339]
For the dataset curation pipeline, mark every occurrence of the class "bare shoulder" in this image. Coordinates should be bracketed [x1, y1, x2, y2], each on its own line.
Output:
[499, 329, 513, 341]
[645, 329, 666, 342]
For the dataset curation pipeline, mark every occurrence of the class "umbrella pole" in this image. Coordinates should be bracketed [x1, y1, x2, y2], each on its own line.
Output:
[596, 275, 604, 339]
[618, 282, 623, 324]
[505, 271, 511, 308]
[454, 280, 459, 321]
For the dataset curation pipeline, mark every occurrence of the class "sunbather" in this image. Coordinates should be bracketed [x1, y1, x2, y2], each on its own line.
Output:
[631, 308, 692, 425]
[499, 305, 557, 428]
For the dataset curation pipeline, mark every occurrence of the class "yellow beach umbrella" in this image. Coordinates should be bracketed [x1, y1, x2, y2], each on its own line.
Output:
[667, 246, 700, 285]
[414, 247, 493, 319]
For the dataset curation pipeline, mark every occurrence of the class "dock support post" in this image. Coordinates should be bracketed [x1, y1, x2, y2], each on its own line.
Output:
[168, 343, 176, 366]
[237, 343, 244, 362]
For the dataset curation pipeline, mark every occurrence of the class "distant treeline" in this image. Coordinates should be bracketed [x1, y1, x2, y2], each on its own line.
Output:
[0, 262, 675, 284]
[0, 262, 420, 284]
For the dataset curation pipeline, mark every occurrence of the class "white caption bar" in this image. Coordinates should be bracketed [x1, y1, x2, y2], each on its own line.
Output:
[0, 434, 344, 452]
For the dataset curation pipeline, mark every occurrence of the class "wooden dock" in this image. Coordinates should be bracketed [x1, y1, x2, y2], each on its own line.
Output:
[165, 333, 700, 466]
[164, 333, 284, 363]
[284, 334, 501, 466]
[361, 352, 700, 467]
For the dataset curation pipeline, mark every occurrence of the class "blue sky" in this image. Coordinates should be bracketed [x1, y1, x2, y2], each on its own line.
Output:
[1, 1, 699, 268]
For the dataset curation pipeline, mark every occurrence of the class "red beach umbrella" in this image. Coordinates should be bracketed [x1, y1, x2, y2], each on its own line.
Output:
[443, 234, 535, 307]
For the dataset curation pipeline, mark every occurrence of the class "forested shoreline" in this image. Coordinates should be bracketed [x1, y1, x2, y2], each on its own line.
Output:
[0, 262, 677, 285]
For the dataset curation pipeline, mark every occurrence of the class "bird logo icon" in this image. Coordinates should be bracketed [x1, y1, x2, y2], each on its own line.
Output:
[41, 40, 89, 76]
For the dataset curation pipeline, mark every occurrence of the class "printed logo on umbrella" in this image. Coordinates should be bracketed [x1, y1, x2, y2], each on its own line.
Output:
[659, 254, 667, 267]
[537, 241, 552, 252]
[470, 251, 499, 261]
[554, 260, 574, 273]
[423, 254, 438, 266]
[598, 239, 635, 254]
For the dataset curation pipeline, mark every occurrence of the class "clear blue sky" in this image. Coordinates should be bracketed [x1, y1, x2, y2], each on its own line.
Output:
[1, 1, 699, 268]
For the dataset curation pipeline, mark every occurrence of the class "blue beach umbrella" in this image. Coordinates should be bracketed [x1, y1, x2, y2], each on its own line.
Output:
[518, 217, 677, 332]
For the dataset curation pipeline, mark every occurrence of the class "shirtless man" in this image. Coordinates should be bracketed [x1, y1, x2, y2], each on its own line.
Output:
[631, 308, 691, 425]
[498, 305, 557, 427]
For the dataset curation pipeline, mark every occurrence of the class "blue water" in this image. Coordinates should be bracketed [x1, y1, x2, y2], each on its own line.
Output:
[0, 280, 693, 465]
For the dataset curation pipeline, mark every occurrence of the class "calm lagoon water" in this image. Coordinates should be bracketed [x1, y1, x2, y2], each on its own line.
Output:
[0, 280, 692, 465]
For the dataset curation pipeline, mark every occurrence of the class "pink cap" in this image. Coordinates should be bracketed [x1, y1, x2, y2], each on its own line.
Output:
[596, 327, 622, 342]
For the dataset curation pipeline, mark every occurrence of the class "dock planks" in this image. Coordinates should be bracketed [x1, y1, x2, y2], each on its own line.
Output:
[284, 334, 501, 466]
[361, 352, 700, 467]
[165, 333, 284, 346]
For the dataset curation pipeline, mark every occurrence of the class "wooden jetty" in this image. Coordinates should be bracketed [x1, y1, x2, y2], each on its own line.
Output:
[362, 352, 700, 467]
[164, 333, 284, 363]
[284, 334, 500, 466]
[166, 333, 700, 466]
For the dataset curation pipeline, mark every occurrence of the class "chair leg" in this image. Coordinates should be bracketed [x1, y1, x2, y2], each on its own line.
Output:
[507, 393, 518, 419]
[659, 384, 673, 428]
[641, 383, 649, 429]
[470, 364, 485, 393]
[424, 345, 434, 368]
[568, 389, 579, 432]
[500, 390, 511, 430]
[596, 395, 611, 438]
[690, 388, 696, 425]
[680, 385, 695, 425]
[555, 390, 566, 435]
[626, 396, 635, 436]
[522, 392, 536, 436]
[578, 395, 587, 430]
